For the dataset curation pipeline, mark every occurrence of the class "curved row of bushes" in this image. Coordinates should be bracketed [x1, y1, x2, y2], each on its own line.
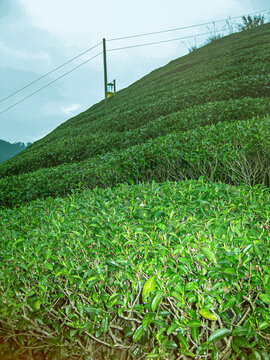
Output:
[0, 117, 269, 208]
[1, 24, 269, 178]
[0, 25, 270, 360]
[0, 97, 269, 178]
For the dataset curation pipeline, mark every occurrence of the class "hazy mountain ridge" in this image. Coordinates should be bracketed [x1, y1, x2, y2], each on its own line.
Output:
[0, 139, 30, 164]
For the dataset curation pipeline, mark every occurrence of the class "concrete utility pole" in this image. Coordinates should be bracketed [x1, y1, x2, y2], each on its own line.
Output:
[103, 38, 108, 102]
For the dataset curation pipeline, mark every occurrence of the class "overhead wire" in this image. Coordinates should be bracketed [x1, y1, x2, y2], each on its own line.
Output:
[0, 52, 103, 116]
[0, 42, 102, 104]
[0, 7, 269, 116]
[0, 27, 230, 116]
[108, 29, 224, 52]
[0, 29, 221, 116]
[1, 7, 268, 106]
[107, 8, 270, 41]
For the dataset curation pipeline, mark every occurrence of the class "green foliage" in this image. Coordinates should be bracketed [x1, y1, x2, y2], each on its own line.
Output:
[238, 15, 265, 31]
[0, 117, 269, 208]
[0, 24, 270, 360]
[0, 180, 269, 359]
[0, 97, 269, 178]
[1, 97, 269, 178]
[206, 34, 224, 43]
[0, 24, 270, 178]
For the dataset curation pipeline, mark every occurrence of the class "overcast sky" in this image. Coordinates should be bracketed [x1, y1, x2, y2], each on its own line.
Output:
[0, 0, 269, 143]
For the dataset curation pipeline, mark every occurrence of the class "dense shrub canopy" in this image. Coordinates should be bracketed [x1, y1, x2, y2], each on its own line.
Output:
[1, 180, 270, 359]
[0, 116, 269, 208]
[0, 24, 269, 178]
[0, 22, 270, 360]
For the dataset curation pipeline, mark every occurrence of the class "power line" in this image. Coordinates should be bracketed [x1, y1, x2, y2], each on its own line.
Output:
[0, 27, 229, 115]
[108, 29, 224, 52]
[1, 8, 269, 116]
[107, 8, 270, 42]
[0, 52, 103, 116]
[1, 8, 269, 107]
[0, 42, 102, 105]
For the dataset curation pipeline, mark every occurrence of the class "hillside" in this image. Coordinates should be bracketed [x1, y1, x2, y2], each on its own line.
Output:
[0, 24, 269, 209]
[0, 23, 269, 179]
[0, 139, 28, 164]
[0, 24, 270, 360]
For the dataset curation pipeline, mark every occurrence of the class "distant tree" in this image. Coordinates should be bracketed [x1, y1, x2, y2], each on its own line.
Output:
[238, 15, 265, 31]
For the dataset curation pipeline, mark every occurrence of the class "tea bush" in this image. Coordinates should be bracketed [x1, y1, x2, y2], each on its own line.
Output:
[0, 24, 269, 178]
[0, 97, 269, 178]
[1, 23, 270, 360]
[0, 180, 269, 359]
[0, 117, 269, 208]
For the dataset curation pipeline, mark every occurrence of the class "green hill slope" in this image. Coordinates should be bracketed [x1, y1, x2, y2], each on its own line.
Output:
[0, 24, 270, 360]
[0, 23, 270, 178]
[1, 116, 269, 208]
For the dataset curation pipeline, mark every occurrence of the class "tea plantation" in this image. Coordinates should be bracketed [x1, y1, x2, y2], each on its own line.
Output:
[0, 24, 270, 178]
[0, 23, 270, 359]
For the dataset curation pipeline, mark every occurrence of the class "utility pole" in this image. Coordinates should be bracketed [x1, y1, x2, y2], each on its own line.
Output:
[103, 38, 108, 102]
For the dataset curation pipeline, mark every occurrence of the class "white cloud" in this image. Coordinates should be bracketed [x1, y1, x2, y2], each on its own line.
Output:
[61, 103, 81, 115]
